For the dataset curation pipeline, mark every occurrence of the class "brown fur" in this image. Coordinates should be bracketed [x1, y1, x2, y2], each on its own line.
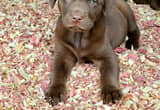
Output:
[45, 0, 140, 106]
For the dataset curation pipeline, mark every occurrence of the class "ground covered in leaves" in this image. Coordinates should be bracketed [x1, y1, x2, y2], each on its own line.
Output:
[0, 0, 160, 109]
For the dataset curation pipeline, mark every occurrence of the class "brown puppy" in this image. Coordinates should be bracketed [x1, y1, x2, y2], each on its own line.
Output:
[126, 0, 160, 10]
[45, 0, 140, 106]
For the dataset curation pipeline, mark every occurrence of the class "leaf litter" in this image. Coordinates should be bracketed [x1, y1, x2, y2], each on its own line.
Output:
[0, 0, 160, 109]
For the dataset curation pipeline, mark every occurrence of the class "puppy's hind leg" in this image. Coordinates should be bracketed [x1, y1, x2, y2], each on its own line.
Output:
[126, 25, 140, 50]
[116, 0, 140, 50]
[132, 0, 150, 4]
[124, 4, 140, 50]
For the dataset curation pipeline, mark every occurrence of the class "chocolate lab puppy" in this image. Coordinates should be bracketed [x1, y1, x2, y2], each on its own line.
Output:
[45, 0, 140, 106]
[126, 0, 160, 10]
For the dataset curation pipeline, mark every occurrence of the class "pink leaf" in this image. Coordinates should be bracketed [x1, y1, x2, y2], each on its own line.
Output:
[127, 53, 138, 60]
[20, 33, 32, 38]
[70, 88, 76, 97]
[121, 72, 129, 78]
[114, 47, 127, 53]
[147, 20, 156, 26]
[41, 80, 50, 91]
[0, 18, 8, 25]
[138, 48, 147, 55]
[30, 36, 40, 46]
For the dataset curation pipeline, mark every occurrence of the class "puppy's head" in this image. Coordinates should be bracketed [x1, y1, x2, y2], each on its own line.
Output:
[50, 0, 113, 32]
[59, 0, 106, 32]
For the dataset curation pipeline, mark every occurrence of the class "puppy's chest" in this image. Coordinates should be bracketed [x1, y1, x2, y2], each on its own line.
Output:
[72, 33, 83, 49]
[67, 32, 88, 50]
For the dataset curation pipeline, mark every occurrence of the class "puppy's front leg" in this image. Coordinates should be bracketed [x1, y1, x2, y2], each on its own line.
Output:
[95, 51, 122, 104]
[45, 46, 76, 106]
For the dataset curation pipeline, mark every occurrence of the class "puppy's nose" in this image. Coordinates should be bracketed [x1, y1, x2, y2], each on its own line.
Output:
[72, 15, 82, 24]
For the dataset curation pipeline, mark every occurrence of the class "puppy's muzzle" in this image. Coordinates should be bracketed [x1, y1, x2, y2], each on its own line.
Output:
[62, 2, 93, 32]
[71, 9, 84, 24]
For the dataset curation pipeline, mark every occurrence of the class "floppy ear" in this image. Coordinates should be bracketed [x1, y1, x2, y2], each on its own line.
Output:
[49, 0, 57, 8]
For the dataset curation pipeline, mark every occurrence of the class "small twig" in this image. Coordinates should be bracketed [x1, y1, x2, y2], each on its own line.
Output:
[140, 24, 160, 30]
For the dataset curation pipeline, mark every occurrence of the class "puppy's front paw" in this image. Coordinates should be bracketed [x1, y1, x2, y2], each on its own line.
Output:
[101, 86, 122, 104]
[45, 85, 66, 106]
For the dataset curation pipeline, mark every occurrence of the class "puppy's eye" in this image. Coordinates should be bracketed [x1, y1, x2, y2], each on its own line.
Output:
[91, 0, 97, 3]
[88, 0, 97, 4]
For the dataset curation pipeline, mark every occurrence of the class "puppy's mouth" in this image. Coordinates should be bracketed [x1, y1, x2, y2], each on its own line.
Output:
[68, 26, 86, 32]
[62, 17, 93, 32]
[64, 23, 93, 32]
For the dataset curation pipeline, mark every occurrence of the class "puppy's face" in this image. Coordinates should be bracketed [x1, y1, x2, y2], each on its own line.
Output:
[58, 0, 104, 32]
